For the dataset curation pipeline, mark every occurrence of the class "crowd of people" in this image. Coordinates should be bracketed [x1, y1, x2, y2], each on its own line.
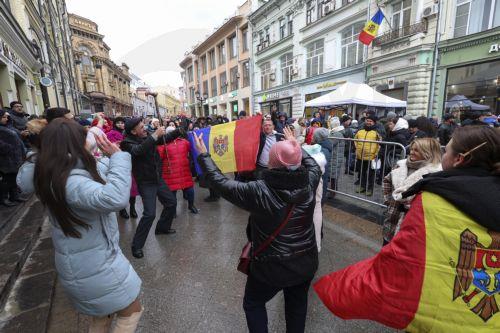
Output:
[1, 99, 499, 332]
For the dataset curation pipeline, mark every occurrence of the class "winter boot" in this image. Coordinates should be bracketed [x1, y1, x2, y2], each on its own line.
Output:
[129, 197, 138, 218]
[111, 307, 143, 333]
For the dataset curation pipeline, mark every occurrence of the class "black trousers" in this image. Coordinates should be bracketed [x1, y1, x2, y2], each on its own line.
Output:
[132, 179, 177, 249]
[243, 275, 311, 333]
[356, 159, 375, 190]
[0, 172, 18, 200]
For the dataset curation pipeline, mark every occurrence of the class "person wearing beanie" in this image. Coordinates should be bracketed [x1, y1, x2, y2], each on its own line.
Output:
[107, 117, 139, 220]
[194, 127, 321, 333]
[45, 107, 73, 123]
[78, 119, 91, 132]
[120, 118, 184, 259]
[354, 116, 382, 196]
[437, 113, 457, 146]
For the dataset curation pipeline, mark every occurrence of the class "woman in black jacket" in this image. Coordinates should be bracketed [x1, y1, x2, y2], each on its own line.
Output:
[194, 127, 321, 333]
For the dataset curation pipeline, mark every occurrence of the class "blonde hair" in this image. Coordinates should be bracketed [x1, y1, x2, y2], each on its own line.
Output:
[27, 119, 48, 135]
[410, 138, 442, 164]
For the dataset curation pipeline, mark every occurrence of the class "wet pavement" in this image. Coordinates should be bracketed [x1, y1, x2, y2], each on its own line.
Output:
[49, 184, 398, 333]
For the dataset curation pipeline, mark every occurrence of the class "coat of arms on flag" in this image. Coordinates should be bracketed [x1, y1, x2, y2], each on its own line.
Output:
[453, 229, 500, 322]
[213, 135, 229, 157]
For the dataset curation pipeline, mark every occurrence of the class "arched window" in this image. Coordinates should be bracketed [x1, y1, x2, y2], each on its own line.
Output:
[79, 46, 94, 74]
[340, 22, 365, 68]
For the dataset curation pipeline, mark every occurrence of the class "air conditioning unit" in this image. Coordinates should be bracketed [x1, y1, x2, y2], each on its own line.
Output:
[324, 5, 332, 15]
[257, 44, 262, 51]
[422, 4, 438, 18]
[291, 67, 299, 76]
[270, 73, 276, 81]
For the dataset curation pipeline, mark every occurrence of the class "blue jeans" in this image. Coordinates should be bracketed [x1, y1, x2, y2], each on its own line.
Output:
[132, 179, 177, 249]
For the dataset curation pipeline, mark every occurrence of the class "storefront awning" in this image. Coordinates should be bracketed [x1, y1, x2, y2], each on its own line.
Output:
[445, 95, 490, 111]
[304, 82, 407, 108]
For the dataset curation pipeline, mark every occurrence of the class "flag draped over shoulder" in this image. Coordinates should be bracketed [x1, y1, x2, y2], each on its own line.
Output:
[314, 192, 500, 332]
[188, 115, 262, 174]
[359, 9, 385, 45]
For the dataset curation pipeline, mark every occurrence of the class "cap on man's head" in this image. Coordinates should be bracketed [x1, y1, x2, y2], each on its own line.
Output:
[125, 117, 143, 134]
[45, 107, 70, 123]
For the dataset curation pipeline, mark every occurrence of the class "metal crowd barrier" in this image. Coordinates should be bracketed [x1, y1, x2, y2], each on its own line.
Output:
[326, 137, 407, 208]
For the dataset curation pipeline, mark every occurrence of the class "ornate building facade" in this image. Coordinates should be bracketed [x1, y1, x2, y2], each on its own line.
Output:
[69, 14, 132, 116]
[1, 0, 78, 115]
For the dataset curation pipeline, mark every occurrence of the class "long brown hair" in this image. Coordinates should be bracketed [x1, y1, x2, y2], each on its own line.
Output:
[34, 118, 105, 238]
[450, 125, 500, 175]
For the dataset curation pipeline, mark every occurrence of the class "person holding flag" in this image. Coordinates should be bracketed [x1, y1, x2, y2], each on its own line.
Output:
[314, 125, 500, 332]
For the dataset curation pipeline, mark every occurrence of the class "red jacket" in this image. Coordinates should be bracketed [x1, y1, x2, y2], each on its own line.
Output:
[157, 138, 194, 191]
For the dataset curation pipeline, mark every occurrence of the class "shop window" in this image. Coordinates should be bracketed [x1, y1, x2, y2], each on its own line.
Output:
[242, 61, 250, 88]
[220, 72, 227, 94]
[281, 53, 293, 85]
[210, 76, 217, 97]
[218, 43, 226, 65]
[209, 49, 216, 70]
[230, 66, 239, 91]
[445, 60, 500, 114]
[454, 0, 500, 37]
[261, 62, 272, 91]
[306, 40, 324, 77]
[341, 22, 365, 68]
[229, 35, 238, 59]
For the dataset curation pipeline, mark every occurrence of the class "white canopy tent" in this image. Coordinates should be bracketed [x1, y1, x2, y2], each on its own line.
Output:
[305, 82, 407, 108]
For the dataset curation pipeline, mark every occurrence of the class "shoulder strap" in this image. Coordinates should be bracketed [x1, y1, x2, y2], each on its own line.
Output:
[253, 204, 296, 258]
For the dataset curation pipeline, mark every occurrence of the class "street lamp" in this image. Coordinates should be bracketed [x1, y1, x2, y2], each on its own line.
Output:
[195, 91, 208, 116]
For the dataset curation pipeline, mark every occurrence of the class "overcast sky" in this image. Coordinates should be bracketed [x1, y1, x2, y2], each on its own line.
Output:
[66, 0, 245, 86]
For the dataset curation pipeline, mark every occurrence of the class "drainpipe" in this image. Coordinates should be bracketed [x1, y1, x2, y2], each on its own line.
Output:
[427, 0, 443, 117]
[249, 20, 255, 115]
[47, 1, 68, 108]
[38, 0, 59, 108]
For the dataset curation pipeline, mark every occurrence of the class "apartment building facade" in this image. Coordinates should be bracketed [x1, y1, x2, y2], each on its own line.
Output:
[250, 0, 368, 119]
[181, 1, 253, 119]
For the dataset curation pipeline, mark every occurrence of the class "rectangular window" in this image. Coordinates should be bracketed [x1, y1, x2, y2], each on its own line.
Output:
[203, 80, 209, 96]
[209, 49, 216, 70]
[220, 72, 227, 94]
[306, 40, 324, 77]
[242, 29, 249, 52]
[287, 13, 293, 36]
[341, 0, 356, 6]
[210, 76, 217, 97]
[229, 35, 238, 59]
[392, 0, 412, 34]
[306, 1, 316, 25]
[260, 62, 271, 91]
[279, 18, 286, 39]
[218, 43, 226, 65]
[201, 55, 207, 74]
[341, 23, 364, 68]
[230, 66, 239, 91]
[454, 0, 500, 37]
[187, 66, 194, 82]
[242, 61, 250, 87]
[281, 53, 293, 85]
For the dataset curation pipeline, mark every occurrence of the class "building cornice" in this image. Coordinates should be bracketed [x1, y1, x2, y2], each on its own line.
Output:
[255, 34, 294, 62]
[366, 44, 435, 65]
[439, 27, 500, 53]
[249, 0, 290, 25]
[192, 16, 243, 55]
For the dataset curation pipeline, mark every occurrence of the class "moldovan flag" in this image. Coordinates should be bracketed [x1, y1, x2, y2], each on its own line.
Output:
[314, 192, 500, 332]
[359, 9, 384, 45]
[188, 115, 262, 174]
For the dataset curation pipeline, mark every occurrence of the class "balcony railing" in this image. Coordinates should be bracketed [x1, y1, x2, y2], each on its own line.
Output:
[373, 21, 428, 46]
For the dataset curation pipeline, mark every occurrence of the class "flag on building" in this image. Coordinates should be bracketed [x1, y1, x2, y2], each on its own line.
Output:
[314, 192, 500, 332]
[188, 115, 262, 174]
[359, 9, 385, 45]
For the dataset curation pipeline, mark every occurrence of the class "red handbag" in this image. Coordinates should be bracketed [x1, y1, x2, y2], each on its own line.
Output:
[237, 205, 295, 275]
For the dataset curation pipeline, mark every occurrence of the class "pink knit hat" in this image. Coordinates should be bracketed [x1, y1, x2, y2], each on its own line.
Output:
[268, 140, 302, 169]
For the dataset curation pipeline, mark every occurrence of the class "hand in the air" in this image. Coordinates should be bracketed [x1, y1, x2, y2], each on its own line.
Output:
[94, 134, 121, 157]
[283, 127, 297, 144]
[194, 132, 208, 154]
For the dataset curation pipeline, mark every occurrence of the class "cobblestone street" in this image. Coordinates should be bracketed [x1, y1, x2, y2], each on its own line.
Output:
[47, 186, 397, 333]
